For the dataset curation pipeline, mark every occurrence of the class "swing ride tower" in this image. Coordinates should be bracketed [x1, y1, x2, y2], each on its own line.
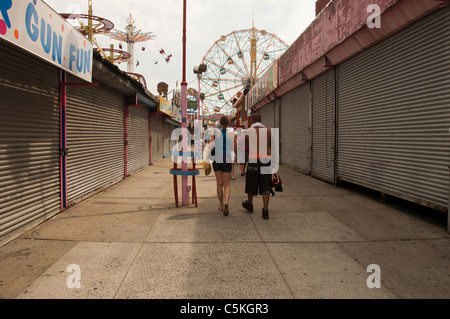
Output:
[60, 0, 130, 66]
[110, 14, 156, 73]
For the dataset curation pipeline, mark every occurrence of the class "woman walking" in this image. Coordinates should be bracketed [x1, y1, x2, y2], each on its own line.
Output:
[210, 116, 234, 216]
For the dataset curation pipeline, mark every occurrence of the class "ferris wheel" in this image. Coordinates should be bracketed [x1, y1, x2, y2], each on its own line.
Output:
[200, 28, 289, 116]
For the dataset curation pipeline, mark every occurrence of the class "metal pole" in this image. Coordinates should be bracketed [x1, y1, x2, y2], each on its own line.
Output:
[202, 99, 204, 129]
[181, 0, 189, 205]
[149, 112, 152, 165]
[124, 105, 129, 177]
[88, 0, 93, 42]
[110, 44, 114, 63]
[162, 116, 165, 157]
[196, 74, 201, 155]
[197, 75, 201, 121]
[60, 70, 67, 209]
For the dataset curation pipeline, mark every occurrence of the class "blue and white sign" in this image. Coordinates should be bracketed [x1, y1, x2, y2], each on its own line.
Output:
[0, 0, 93, 82]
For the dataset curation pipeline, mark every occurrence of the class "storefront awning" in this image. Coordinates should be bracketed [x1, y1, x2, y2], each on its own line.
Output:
[137, 92, 157, 108]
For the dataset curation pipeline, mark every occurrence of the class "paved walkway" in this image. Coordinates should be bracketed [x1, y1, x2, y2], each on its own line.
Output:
[0, 157, 449, 299]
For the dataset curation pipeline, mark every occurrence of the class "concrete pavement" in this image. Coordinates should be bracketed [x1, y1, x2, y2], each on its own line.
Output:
[0, 157, 449, 299]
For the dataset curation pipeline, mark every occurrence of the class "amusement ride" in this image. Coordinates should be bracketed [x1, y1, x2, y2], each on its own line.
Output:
[199, 24, 289, 116]
[60, 1, 288, 120]
[60, 0, 172, 89]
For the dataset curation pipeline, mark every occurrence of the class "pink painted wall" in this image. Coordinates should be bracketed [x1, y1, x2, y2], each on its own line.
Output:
[249, 0, 446, 110]
[316, 0, 332, 16]
[278, 0, 397, 85]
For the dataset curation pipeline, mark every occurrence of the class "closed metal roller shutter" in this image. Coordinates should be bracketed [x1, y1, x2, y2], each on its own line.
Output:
[164, 120, 171, 157]
[274, 98, 281, 130]
[165, 123, 173, 156]
[166, 123, 178, 153]
[280, 84, 310, 174]
[128, 106, 149, 175]
[0, 42, 60, 243]
[151, 115, 163, 163]
[311, 69, 335, 183]
[259, 102, 275, 129]
[337, 7, 450, 211]
[66, 76, 125, 204]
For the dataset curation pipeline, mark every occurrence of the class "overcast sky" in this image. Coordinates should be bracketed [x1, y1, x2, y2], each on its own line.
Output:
[45, 0, 317, 96]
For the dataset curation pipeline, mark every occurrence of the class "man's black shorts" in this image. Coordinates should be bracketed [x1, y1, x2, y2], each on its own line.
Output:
[245, 161, 272, 196]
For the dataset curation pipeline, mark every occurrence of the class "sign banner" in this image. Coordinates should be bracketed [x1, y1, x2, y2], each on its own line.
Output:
[0, 0, 93, 82]
[246, 60, 279, 108]
[159, 95, 173, 117]
[187, 87, 199, 99]
[172, 104, 181, 123]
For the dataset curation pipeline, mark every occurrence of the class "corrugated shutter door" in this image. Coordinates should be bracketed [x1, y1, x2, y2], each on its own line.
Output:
[274, 99, 281, 131]
[0, 42, 60, 243]
[259, 102, 275, 129]
[128, 106, 149, 175]
[164, 121, 171, 157]
[151, 115, 163, 163]
[337, 7, 450, 211]
[165, 123, 172, 157]
[311, 69, 335, 183]
[66, 77, 125, 204]
[167, 124, 176, 156]
[280, 84, 310, 174]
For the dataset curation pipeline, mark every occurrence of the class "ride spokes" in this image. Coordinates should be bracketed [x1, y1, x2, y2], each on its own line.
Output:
[200, 27, 288, 116]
